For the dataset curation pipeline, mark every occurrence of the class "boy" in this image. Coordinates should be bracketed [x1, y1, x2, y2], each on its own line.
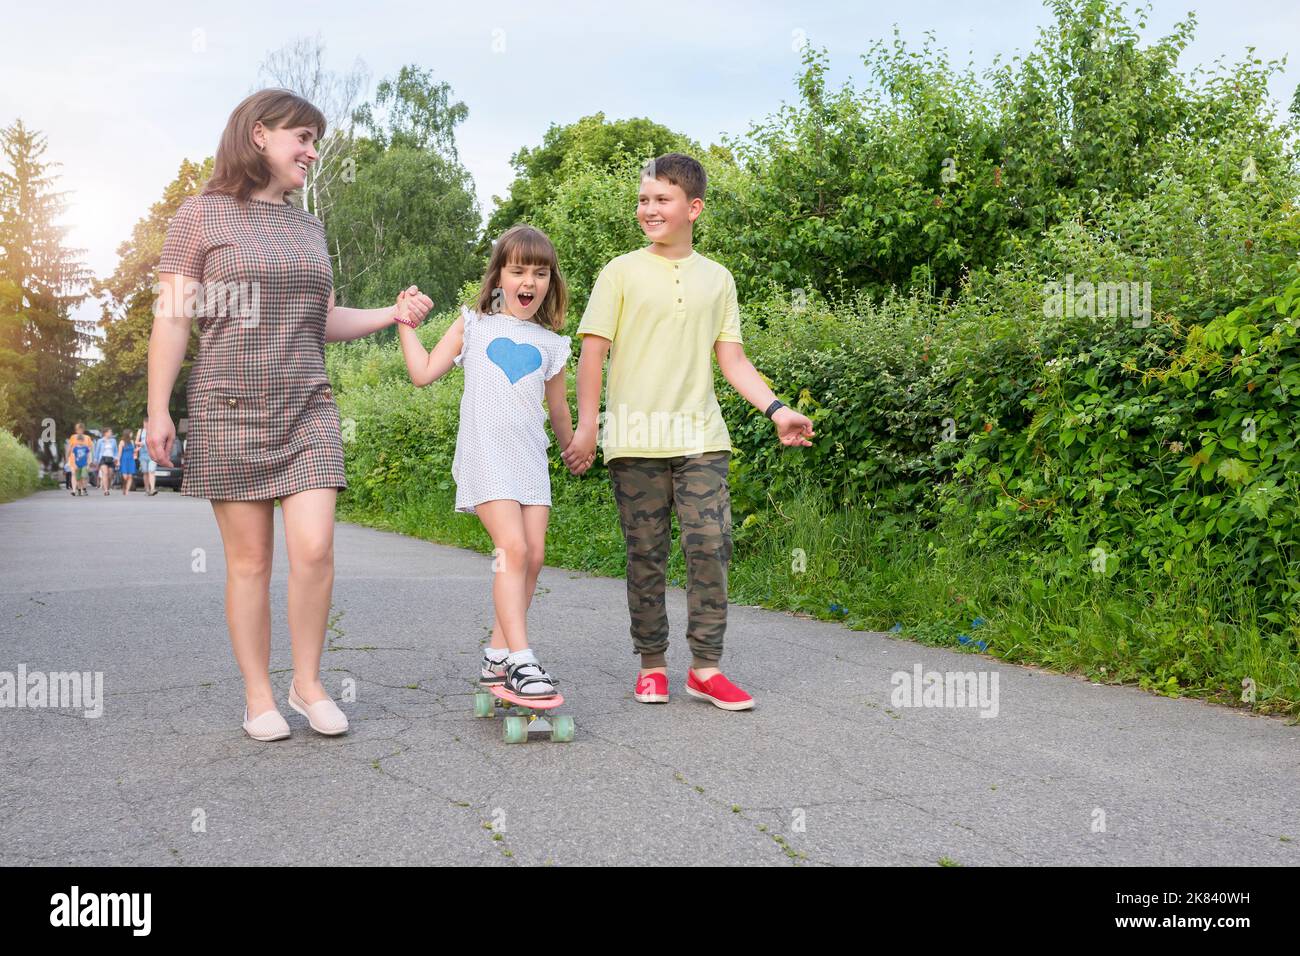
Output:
[67, 423, 94, 497]
[563, 153, 814, 711]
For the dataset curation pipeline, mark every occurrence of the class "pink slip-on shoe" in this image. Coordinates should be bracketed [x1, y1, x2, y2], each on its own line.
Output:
[634, 671, 669, 704]
[242, 707, 290, 741]
[288, 681, 349, 736]
[685, 670, 754, 711]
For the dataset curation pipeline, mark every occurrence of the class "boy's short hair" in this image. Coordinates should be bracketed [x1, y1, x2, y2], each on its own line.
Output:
[641, 152, 706, 202]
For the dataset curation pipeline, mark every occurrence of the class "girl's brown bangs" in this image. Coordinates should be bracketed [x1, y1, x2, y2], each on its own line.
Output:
[501, 230, 557, 268]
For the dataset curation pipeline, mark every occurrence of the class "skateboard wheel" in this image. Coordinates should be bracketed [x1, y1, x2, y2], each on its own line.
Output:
[550, 715, 574, 743]
[473, 693, 493, 718]
[503, 716, 528, 744]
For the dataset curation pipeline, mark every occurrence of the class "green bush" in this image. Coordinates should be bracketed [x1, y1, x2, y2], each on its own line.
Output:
[318, 0, 1300, 715]
[0, 430, 40, 503]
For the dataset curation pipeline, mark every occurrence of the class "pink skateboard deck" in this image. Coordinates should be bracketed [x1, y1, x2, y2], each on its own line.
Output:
[474, 684, 573, 743]
[487, 684, 564, 709]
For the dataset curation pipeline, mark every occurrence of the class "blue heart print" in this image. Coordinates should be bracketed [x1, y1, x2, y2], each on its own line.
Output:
[486, 337, 543, 384]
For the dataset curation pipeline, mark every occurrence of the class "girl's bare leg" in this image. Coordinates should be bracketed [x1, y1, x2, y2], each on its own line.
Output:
[475, 499, 534, 653]
[487, 504, 551, 649]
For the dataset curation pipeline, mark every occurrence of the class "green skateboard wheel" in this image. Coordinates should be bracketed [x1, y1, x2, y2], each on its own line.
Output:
[503, 716, 528, 744]
[550, 715, 575, 743]
[473, 692, 493, 718]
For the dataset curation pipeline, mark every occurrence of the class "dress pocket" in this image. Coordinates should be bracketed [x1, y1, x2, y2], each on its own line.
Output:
[206, 391, 270, 458]
[296, 382, 342, 448]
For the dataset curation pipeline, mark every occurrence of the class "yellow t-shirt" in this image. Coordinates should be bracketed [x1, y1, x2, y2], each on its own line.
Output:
[577, 247, 742, 461]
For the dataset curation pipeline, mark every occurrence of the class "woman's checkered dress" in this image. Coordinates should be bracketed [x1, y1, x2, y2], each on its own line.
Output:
[159, 192, 346, 501]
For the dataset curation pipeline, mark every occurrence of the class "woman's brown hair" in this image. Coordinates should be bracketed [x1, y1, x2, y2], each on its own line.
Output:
[475, 225, 568, 331]
[204, 89, 327, 202]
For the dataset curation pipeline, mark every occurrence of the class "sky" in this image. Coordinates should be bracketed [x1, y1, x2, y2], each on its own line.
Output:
[2, 0, 1297, 351]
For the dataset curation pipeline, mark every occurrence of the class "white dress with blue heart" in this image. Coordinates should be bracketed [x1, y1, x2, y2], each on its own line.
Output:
[451, 307, 571, 514]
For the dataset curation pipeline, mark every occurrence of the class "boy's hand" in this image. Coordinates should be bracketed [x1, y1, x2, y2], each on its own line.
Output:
[394, 286, 434, 329]
[566, 451, 595, 476]
[562, 425, 598, 474]
[772, 407, 815, 447]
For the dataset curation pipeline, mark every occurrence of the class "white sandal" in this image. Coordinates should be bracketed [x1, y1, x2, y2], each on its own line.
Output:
[288, 681, 349, 736]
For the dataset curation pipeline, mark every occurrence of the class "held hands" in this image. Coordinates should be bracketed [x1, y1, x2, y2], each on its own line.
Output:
[561, 426, 598, 476]
[773, 407, 815, 447]
[394, 286, 434, 329]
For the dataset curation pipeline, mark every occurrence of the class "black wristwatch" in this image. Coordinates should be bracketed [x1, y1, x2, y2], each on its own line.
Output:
[764, 399, 786, 419]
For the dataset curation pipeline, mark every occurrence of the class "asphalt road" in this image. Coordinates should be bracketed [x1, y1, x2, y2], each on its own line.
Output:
[1, 489, 1296, 865]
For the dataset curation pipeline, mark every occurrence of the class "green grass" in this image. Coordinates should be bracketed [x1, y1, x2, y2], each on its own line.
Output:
[339, 465, 1300, 718]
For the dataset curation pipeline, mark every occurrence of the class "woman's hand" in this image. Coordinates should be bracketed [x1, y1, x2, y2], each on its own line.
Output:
[148, 413, 177, 466]
[394, 286, 434, 329]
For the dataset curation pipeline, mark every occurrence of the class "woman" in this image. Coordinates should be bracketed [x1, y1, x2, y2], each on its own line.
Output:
[95, 427, 117, 495]
[148, 89, 432, 742]
[118, 430, 138, 494]
[137, 415, 157, 495]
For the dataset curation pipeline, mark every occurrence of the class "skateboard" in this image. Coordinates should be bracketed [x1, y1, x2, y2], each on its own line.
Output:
[473, 684, 574, 744]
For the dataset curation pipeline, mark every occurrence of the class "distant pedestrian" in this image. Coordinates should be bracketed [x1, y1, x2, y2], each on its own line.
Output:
[118, 430, 138, 494]
[137, 415, 158, 495]
[94, 427, 117, 496]
[67, 423, 93, 496]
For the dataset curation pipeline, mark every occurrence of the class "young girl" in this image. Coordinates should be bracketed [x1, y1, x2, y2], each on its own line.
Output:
[396, 225, 583, 698]
[118, 430, 138, 494]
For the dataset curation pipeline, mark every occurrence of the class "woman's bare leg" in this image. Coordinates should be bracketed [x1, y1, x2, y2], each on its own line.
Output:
[210, 499, 276, 717]
[279, 488, 337, 705]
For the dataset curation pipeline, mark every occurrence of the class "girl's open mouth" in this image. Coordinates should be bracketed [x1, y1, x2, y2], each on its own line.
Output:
[518, 292, 535, 306]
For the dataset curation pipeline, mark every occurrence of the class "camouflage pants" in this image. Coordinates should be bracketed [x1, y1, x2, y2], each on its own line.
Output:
[608, 451, 733, 665]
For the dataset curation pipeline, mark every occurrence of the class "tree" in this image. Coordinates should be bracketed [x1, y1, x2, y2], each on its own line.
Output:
[486, 113, 694, 241]
[0, 120, 90, 461]
[354, 65, 468, 159]
[257, 34, 369, 221]
[707, 0, 1297, 303]
[327, 65, 478, 317]
[76, 159, 210, 430]
[325, 146, 481, 318]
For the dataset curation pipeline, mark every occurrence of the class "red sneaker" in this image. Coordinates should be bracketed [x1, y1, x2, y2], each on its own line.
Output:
[634, 670, 669, 704]
[685, 670, 754, 711]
